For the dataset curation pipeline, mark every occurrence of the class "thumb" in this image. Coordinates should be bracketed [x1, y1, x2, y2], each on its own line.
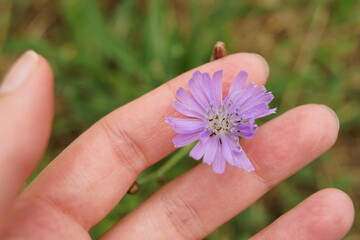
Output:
[0, 51, 54, 234]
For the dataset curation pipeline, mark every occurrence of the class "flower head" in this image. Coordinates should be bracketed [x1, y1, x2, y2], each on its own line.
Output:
[167, 70, 276, 174]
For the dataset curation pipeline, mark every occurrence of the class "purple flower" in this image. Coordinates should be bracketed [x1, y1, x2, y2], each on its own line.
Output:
[166, 70, 276, 174]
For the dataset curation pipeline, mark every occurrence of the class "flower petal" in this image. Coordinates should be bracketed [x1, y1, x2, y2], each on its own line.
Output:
[220, 135, 234, 165]
[203, 136, 219, 165]
[234, 121, 258, 139]
[173, 132, 201, 147]
[176, 87, 205, 115]
[166, 117, 207, 134]
[223, 137, 255, 171]
[173, 100, 205, 119]
[255, 107, 277, 118]
[189, 71, 210, 111]
[240, 92, 274, 114]
[232, 150, 255, 172]
[212, 148, 226, 174]
[239, 103, 275, 119]
[244, 89, 274, 106]
[189, 140, 207, 160]
[199, 72, 212, 103]
[211, 70, 223, 109]
[228, 70, 248, 95]
[228, 83, 257, 113]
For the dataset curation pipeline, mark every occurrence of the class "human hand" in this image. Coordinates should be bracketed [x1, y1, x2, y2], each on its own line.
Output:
[0, 51, 354, 239]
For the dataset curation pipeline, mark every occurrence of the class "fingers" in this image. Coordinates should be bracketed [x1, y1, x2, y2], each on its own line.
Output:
[0, 51, 53, 232]
[7, 53, 269, 238]
[100, 104, 340, 240]
[250, 189, 354, 240]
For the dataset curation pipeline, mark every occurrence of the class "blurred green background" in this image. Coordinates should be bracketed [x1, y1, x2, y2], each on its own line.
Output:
[1, 0, 359, 239]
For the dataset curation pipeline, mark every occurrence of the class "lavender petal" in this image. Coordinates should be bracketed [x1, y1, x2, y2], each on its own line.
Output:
[166, 116, 207, 134]
[173, 100, 205, 119]
[228, 70, 248, 95]
[255, 107, 277, 118]
[211, 70, 223, 108]
[240, 92, 274, 114]
[176, 88, 206, 115]
[203, 137, 219, 165]
[220, 135, 235, 165]
[173, 132, 201, 147]
[239, 103, 275, 119]
[200, 72, 212, 103]
[228, 83, 256, 112]
[189, 72, 210, 111]
[232, 150, 255, 172]
[212, 149, 226, 174]
[189, 140, 207, 160]
[234, 123, 258, 139]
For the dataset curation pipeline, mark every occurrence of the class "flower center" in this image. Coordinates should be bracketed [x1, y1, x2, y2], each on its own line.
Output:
[207, 108, 233, 136]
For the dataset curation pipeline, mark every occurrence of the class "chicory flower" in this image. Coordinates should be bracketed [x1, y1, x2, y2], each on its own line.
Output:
[167, 70, 276, 174]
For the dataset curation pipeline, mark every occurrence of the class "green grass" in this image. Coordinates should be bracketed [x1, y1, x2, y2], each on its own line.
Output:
[1, 0, 359, 239]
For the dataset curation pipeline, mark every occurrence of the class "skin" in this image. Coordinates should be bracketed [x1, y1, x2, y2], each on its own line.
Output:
[0, 51, 354, 240]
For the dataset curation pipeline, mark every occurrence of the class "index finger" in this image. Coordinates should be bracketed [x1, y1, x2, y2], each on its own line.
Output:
[8, 53, 269, 238]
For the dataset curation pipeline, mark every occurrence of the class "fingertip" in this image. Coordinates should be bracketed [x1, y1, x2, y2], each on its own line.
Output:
[289, 104, 339, 150]
[251, 53, 270, 76]
[314, 188, 355, 234]
[319, 104, 340, 130]
[296, 188, 354, 240]
[252, 189, 354, 240]
[310, 104, 339, 147]
[30, 55, 54, 129]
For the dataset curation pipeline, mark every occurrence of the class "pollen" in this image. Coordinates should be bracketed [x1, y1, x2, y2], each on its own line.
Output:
[207, 110, 233, 136]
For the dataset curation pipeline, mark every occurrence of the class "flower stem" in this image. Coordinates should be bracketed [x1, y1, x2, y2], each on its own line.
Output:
[138, 144, 194, 185]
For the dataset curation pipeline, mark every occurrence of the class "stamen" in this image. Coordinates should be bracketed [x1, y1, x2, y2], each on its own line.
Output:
[206, 106, 237, 137]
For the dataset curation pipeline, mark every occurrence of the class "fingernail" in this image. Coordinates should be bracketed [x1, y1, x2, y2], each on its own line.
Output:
[321, 105, 340, 130]
[0, 50, 39, 94]
[252, 53, 270, 75]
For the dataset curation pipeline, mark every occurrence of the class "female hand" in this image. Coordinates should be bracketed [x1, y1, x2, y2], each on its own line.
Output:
[0, 51, 354, 239]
